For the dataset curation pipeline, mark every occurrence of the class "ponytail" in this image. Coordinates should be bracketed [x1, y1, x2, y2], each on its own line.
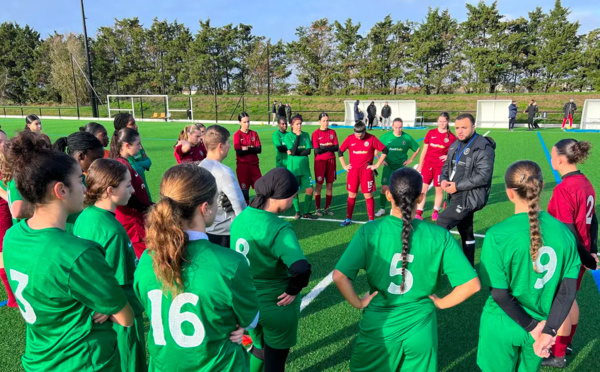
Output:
[505, 160, 544, 266]
[109, 128, 139, 159]
[145, 164, 217, 295]
[554, 139, 592, 165]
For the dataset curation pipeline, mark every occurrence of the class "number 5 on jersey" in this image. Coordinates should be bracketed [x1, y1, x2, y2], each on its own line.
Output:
[388, 253, 414, 295]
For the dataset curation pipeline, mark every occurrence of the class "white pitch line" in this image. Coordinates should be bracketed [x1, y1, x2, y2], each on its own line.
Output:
[300, 271, 334, 312]
[483, 131, 490, 137]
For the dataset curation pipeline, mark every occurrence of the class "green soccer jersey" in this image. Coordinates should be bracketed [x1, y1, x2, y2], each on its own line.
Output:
[230, 207, 308, 299]
[479, 212, 581, 320]
[134, 238, 259, 371]
[74, 205, 142, 315]
[65, 175, 86, 234]
[130, 148, 152, 202]
[7, 179, 23, 225]
[336, 216, 476, 342]
[272, 130, 288, 168]
[3, 220, 128, 371]
[284, 131, 313, 177]
[380, 131, 419, 169]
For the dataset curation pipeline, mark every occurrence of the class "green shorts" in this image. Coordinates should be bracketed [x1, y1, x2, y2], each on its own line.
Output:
[296, 175, 313, 190]
[477, 311, 541, 372]
[115, 314, 147, 372]
[249, 294, 301, 350]
[350, 312, 437, 372]
[381, 165, 401, 187]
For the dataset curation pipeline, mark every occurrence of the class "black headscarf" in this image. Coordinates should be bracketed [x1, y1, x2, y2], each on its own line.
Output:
[250, 168, 299, 210]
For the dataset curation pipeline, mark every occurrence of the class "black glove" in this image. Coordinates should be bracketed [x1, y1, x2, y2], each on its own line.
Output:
[219, 193, 234, 214]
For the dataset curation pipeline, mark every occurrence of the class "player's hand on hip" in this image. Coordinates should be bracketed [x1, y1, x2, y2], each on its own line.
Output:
[533, 333, 555, 358]
[277, 292, 296, 306]
[360, 291, 378, 309]
[229, 325, 244, 344]
[383, 161, 388, 166]
[439, 155, 447, 162]
[343, 164, 351, 171]
[403, 160, 411, 166]
[529, 320, 545, 341]
[287, 150, 292, 155]
[367, 164, 379, 171]
[429, 294, 443, 309]
[92, 312, 110, 324]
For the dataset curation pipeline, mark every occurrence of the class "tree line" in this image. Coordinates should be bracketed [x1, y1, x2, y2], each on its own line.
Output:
[0, 0, 598, 105]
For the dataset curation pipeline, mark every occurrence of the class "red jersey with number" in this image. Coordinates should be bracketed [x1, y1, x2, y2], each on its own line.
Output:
[548, 172, 596, 252]
[423, 128, 457, 168]
[312, 128, 339, 161]
[115, 157, 151, 245]
[174, 142, 206, 164]
[234, 130, 261, 165]
[340, 133, 386, 169]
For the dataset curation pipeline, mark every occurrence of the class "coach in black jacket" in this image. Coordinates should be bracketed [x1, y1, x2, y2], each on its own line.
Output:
[437, 113, 496, 266]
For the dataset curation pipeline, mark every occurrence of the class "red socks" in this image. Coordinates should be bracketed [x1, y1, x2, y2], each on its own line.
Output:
[347, 197, 356, 219]
[566, 324, 578, 344]
[0, 268, 17, 308]
[417, 209, 423, 216]
[552, 324, 578, 358]
[325, 194, 332, 209]
[315, 194, 321, 210]
[366, 197, 375, 221]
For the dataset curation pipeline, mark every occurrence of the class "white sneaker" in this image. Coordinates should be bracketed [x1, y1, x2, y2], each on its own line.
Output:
[375, 208, 386, 217]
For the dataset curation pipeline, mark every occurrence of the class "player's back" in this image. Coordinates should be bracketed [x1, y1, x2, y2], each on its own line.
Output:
[480, 212, 581, 320]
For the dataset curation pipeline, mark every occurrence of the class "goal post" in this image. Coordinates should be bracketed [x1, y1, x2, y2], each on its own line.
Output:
[581, 99, 600, 130]
[344, 100, 417, 126]
[106, 95, 194, 121]
[475, 100, 511, 128]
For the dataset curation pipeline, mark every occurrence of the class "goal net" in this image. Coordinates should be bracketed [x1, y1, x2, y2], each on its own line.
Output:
[581, 99, 600, 130]
[475, 100, 511, 128]
[107, 95, 193, 121]
[344, 100, 417, 126]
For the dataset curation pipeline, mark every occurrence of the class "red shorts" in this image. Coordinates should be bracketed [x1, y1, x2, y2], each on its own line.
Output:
[314, 158, 337, 184]
[347, 167, 376, 194]
[576, 266, 586, 291]
[236, 163, 262, 190]
[421, 164, 443, 187]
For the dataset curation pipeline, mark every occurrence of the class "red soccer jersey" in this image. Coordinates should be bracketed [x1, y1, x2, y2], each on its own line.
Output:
[115, 157, 151, 244]
[548, 172, 596, 252]
[423, 128, 457, 168]
[312, 128, 339, 161]
[234, 129, 261, 165]
[340, 133, 386, 169]
[174, 142, 206, 164]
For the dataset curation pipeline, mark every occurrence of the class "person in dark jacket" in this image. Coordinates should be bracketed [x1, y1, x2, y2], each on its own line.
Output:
[356, 108, 365, 122]
[278, 102, 286, 120]
[353, 100, 360, 123]
[562, 99, 577, 130]
[272, 101, 278, 123]
[508, 100, 517, 131]
[367, 101, 377, 130]
[437, 113, 496, 266]
[381, 101, 392, 131]
[286, 103, 292, 124]
[523, 99, 538, 130]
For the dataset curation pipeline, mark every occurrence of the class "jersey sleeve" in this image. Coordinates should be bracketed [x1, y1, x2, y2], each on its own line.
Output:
[174, 145, 184, 164]
[104, 233, 133, 285]
[441, 231, 478, 287]
[254, 131, 262, 147]
[305, 133, 313, 150]
[223, 167, 248, 215]
[424, 131, 432, 145]
[548, 187, 575, 224]
[562, 232, 582, 280]
[69, 245, 128, 315]
[233, 132, 242, 150]
[135, 146, 152, 171]
[271, 225, 306, 268]
[8, 180, 23, 204]
[283, 133, 294, 150]
[478, 233, 509, 289]
[373, 136, 387, 152]
[335, 227, 366, 281]
[339, 137, 349, 153]
[311, 131, 319, 149]
[273, 131, 283, 147]
[230, 259, 259, 328]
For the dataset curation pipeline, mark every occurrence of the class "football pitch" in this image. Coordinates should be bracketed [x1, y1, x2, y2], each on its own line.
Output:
[0, 117, 599, 371]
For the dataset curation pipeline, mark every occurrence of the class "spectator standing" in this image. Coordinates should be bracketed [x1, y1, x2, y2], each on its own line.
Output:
[278, 102, 286, 120]
[523, 99, 538, 131]
[272, 101, 278, 123]
[381, 101, 392, 131]
[508, 100, 517, 131]
[562, 99, 577, 131]
[367, 101, 377, 130]
[353, 100, 360, 123]
[286, 103, 292, 124]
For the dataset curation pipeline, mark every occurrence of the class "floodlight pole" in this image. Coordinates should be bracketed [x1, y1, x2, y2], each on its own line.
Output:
[267, 40, 270, 124]
[80, 0, 98, 118]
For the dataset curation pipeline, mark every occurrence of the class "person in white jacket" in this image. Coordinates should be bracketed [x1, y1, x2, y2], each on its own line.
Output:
[199, 125, 247, 247]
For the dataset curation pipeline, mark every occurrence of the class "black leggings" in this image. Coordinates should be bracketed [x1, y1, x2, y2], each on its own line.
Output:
[252, 343, 290, 372]
[367, 117, 375, 129]
[437, 198, 476, 266]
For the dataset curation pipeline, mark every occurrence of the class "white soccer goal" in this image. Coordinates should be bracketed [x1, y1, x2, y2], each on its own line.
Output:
[475, 100, 511, 128]
[344, 100, 418, 127]
[107, 95, 194, 121]
[581, 99, 600, 130]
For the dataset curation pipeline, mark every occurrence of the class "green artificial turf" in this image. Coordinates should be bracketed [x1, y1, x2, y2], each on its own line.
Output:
[0, 117, 599, 371]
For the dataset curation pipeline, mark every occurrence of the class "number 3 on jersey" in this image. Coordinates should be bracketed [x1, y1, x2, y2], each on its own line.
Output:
[9, 269, 36, 324]
[534, 246, 558, 289]
[388, 253, 414, 295]
[148, 290, 206, 348]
